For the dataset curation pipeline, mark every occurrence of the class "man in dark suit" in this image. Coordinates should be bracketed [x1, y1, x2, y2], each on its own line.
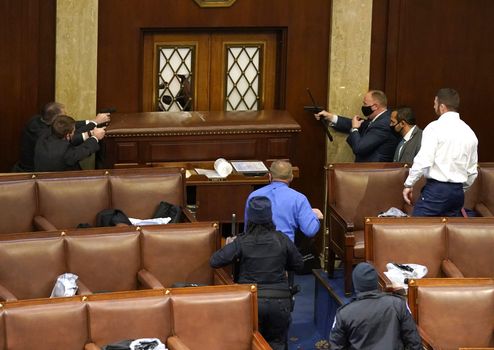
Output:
[390, 106, 423, 163]
[12, 102, 110, 172]
[34, 115, 106, 172]
[316, 90, 399, 162]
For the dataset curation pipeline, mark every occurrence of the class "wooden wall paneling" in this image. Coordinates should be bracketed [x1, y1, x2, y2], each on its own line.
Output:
[371, 0, 494, 162]
[0, 0, 56, 172]
[97, 0, 331, 220]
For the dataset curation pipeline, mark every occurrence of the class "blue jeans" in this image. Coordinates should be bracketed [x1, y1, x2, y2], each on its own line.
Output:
[412, 179, 464, 217]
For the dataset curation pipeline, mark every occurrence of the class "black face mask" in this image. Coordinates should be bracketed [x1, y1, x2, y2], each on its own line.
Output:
[361, 105, 373, 117]
[389, 123, 402, 137]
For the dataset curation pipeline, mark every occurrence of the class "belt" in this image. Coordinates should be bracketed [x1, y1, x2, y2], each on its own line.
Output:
[257, 288, 291, 299]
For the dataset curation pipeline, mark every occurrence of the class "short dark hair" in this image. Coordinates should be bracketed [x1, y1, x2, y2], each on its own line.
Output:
[394, 106, 416, 126]
[41, 102, 65, 124]
[51, 115, 75, 139]
[436, 88, 460, 111]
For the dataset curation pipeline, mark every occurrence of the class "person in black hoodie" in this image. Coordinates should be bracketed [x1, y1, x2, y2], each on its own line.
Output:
[210, 196, 303, 350]
[329, 262, 422, 350]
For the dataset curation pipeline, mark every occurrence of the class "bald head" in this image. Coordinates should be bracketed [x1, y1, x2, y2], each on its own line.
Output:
[270, 160, 293, 182]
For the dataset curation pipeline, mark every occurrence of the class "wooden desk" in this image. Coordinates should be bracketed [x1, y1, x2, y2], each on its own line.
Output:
[119, 161, 299, 234]
[99, 110, 301, 168]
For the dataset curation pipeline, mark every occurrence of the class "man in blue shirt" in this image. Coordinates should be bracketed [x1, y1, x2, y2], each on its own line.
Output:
[244, 160, 322, 242]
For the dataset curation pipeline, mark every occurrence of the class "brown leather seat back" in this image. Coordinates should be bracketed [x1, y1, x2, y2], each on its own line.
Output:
[0, 237, 65, 299]
[0, 180, 37, 233]
[448, 223, 494, 277]
[478, 166, 494, 215]
[418, 285, 494, 349]
[66, 232, 140, 292]
[141, 224, 217, 286]
[371, 223, 446, 276]
[110, 171, 184, 219]
[5, 302, 87, 350]
[464, 173, 481, 211]
[0, 311, 4, 350]
[88, 296, 172, 346]
[37, 176, 109, 228]
[171, 289, 254, 350]
[330, 166, 407, 230]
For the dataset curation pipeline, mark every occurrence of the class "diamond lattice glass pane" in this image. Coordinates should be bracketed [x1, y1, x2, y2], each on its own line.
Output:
[156, 45, 195, 111]
[225, 44, 262, 111]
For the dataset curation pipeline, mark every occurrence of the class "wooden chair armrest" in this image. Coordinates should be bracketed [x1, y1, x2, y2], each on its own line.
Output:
[441, 258, 464, 278]
[377, 272, 399, 293]
[181, 207, 197, 222]
[213, 267, 234, 285]
[0, 283, 18, 301]
[84, 343, 100, 350]
[417, 325, 437, 350]
[474, 202, 493, 217]
[328, 203, 354, 231]
[252, 331, 272, 350]
[138, 269, 165, 289]
[76, 280, 92, 295]
[167, 336, 191, 350]
[33, 215, 57, 231]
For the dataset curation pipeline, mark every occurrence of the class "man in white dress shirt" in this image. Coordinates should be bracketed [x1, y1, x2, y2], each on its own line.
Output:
[403, 88, 478, 216]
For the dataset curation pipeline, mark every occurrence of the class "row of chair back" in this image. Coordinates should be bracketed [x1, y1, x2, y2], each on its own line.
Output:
[325, 162, 494, 294]
[0, 167, 189, 233]
[0, 284, 271, 350]
[0, 222, 232, 301]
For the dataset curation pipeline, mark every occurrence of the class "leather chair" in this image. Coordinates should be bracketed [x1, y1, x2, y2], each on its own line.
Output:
[442, 221, 494, 278]
[0, 178, 37, 233]
[0, 235, 66, 301]
[474, 163, 494, 216]
[84, 295, 172, 350]
[167, 285, 270, 350]
[325, 162, 410, 294]
[4, 301, 88, 350]
[65, 231, 142, 293]
[407, 278, 494, 350]
[364, 217, 448, 291]
[138, 223, 232, 288]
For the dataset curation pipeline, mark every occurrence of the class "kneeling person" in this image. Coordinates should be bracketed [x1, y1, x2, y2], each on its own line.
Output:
[34, 115, 105, 172]
[210, 196, 303, 350]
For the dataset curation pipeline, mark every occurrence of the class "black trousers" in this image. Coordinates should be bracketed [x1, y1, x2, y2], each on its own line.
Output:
[258, 297, 291, 350]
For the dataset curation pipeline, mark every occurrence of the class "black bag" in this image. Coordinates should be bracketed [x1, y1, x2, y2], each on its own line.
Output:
[153, 201, 182, 223]
[96, 209, 132, 227]
[102, 339, 132, 350]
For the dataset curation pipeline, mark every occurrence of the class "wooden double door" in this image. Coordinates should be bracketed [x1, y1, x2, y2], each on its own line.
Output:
[142, 30, 282, 112]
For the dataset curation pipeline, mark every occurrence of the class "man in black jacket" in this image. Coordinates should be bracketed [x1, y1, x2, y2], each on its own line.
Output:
[34, 115, 105, 172]
[329, 262, 422, 350]
[12, 101, 110, 172]
[210, 196, 303, 350]
[316, 90, 399, 162]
